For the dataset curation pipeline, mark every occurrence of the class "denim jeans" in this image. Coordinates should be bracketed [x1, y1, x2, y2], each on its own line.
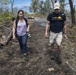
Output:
[16, 34, 28, 54]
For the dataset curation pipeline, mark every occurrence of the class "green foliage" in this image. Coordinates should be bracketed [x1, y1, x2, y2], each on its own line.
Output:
[31, 0, 39, 13]
[1, 0, 9, 4]
[0, 12, 12, 25]
[25, 12, 47, 17]
[31, 0, 52, 14]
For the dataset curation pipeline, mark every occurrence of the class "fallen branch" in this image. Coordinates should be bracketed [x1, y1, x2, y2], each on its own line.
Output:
[66, 61, 76, 72]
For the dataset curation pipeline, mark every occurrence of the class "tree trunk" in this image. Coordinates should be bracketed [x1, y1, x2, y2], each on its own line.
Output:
[59, 0, 65, 12]
[51, 0, 57, 9]
[69, 0, 75, 24]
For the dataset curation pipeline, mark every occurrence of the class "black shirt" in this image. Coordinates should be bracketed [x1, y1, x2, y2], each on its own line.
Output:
[47, 12, 66, 33]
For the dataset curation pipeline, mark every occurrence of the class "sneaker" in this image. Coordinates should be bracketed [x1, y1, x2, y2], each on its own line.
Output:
[23, 53, 27, 56]
[50, 55, 55, 60]
[53, 50, 62, 65]
[55, 55, 62, 65]
[50, 51, 55, 60]
[23, 53, 29, 61]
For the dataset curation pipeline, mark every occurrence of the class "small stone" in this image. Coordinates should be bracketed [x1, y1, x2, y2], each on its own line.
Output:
[2, 35, 7, 41]
[48, 67, 54, 72]
[43, 48, 46, 51]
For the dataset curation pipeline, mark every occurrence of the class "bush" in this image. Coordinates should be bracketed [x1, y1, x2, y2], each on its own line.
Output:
[0, 12, 12, 25]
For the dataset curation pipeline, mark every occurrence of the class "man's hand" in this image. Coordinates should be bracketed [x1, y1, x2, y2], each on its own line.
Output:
[63, 34, 68, 39]
[45, 21, 50, 38]
[45, 32, 49, 38]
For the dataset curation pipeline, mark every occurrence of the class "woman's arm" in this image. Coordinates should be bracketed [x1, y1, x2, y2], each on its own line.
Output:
[12, 20, 16, 39]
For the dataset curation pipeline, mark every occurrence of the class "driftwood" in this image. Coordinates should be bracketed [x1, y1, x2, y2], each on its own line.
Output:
[0, 26, 12, 46]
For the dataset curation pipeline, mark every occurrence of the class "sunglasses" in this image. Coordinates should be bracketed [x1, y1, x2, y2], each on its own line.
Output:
[55, 9, 59, 10]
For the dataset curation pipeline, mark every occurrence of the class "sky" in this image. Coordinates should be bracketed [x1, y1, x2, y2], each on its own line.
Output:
[12, 0, 76, 13]
[13, 0, 32, 13]
[14, 0, 31, 8]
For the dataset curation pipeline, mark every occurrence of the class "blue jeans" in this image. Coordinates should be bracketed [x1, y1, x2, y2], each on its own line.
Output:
[16, 34, 28, 54]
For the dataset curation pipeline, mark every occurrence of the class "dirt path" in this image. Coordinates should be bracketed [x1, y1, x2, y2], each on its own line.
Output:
[0, 21, 76, 75]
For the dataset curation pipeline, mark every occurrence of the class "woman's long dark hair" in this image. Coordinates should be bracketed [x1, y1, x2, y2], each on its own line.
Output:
[15, 10, 25, 34]
[16, 10, 24, 21]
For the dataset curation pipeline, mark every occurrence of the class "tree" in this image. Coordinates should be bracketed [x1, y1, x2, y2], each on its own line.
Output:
[59, 0, 65, 12]
[0, 1, 3, 13]
[51, 0, 57, 8]
[69, 0, 75, 24]
[31, 0, 52, 14]
[0, 0, 9, 12]
[10, 0, 14, 15]
[38, 0, 44, 14]
[44, 0, 51, 13]
[31, 0, 39, 13]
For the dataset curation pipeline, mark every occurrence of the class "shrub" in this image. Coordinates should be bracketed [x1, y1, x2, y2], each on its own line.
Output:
[0, 12, 12, 25]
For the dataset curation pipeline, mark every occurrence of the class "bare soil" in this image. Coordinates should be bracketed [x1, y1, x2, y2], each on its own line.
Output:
[0, 20, 76, 75]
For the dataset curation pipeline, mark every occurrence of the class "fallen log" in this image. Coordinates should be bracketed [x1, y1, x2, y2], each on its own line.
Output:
[0, 26, 12, 46]
[0, 32, 12, 46]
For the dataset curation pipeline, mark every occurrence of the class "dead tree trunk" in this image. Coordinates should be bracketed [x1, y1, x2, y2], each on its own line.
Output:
[51, 0, 57, 9]
[69, 0, 75, 24]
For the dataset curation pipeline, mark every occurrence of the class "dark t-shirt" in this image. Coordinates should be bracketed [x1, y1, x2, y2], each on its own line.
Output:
[47, 12, 66, 33]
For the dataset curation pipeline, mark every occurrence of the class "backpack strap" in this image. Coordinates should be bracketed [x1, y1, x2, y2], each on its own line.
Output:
[24, 18, 28, 27]
[16, 18, 28, 27]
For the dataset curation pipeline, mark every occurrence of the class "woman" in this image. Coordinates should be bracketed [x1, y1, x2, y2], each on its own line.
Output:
[13, 10, 30, 58]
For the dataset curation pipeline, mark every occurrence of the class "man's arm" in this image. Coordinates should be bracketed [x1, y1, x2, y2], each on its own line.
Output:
[45, 21, 50, 38]
[63, 21, 68, 39]
[63, 21, 67, 34]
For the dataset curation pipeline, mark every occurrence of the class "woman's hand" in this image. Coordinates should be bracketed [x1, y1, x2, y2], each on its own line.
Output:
[13, 35, 16, 40]
[26, 28, 30, 33]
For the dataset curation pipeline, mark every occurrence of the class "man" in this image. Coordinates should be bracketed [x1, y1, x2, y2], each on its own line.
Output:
[45, 2, 67, 64]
